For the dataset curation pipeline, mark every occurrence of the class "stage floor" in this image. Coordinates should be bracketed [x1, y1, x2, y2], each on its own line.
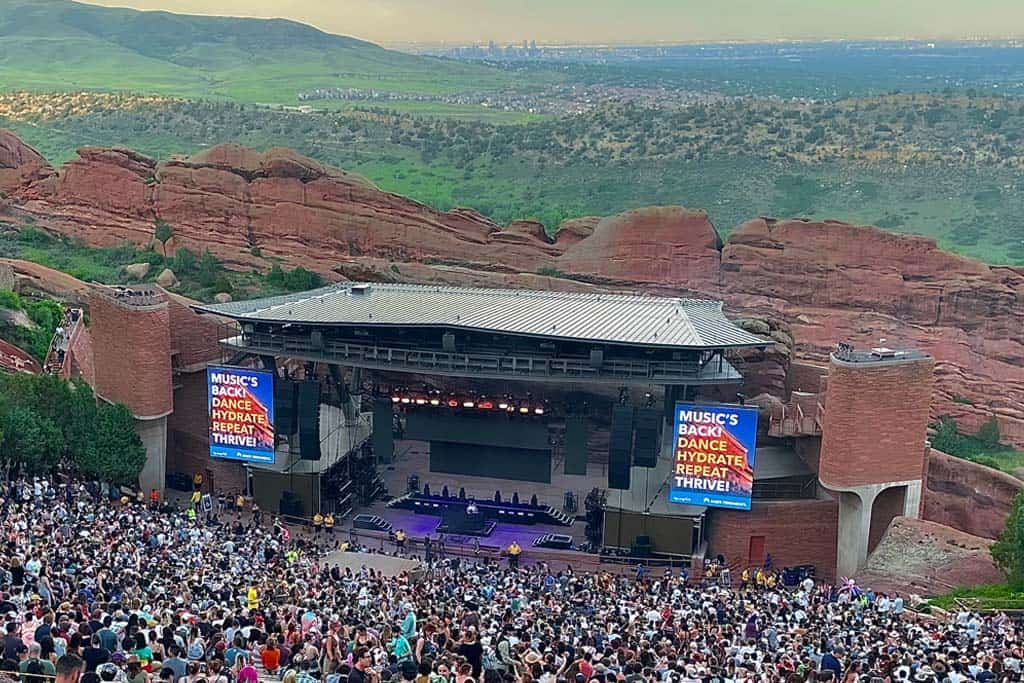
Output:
[382, 439, 622, 513]
[353, 501, 589, 551]
[322, 549, 421, 577]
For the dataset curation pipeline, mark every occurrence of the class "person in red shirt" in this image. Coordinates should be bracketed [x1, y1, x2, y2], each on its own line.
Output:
[260, 637, 282, 675]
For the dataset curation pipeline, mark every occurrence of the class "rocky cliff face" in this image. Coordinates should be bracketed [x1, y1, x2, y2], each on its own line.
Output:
[2, 131, 1022, 444]
[922, 449, 1022, 539]
[0, 130, 48, 198]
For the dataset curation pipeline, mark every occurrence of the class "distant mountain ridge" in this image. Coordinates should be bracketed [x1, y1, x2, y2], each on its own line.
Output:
[0, 0, 515, 101]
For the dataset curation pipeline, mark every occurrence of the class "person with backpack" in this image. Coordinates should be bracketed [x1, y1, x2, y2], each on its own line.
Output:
[21, 642, 57, 682]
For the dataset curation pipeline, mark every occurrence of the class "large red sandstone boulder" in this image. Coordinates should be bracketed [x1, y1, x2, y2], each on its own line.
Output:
[558, 206, 723, 291]
[0, 129, 50, 195]
[855, 516, 1002, 596]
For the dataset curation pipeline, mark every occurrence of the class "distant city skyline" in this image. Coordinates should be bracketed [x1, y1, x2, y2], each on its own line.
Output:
[84, 0, 1024, 46]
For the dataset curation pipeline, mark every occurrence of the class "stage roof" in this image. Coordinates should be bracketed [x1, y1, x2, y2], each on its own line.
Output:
[195, 283, 768, 350]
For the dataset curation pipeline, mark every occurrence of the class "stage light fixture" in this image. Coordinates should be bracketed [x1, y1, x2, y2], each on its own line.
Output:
[480, 401, 494, 409]
[534, 407, 545, 415]
[447, 399, 459, 408]
[391, 396, 400, 403]
[430, 398, 441, 406]
[400, 397, 411, 404]
[462, 400, 475, 408]
[519, 406, 530, 414]
[415, 398, 427, 405]
[498, 402, 509, 410]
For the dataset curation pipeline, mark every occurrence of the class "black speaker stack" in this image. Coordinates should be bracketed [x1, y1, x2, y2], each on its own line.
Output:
[632, 407, 662, 468]
[298, 380, 321, 460]
[607, 405, 634, 490]
[372, 398, 395, 463]
[563, 415, 589, 475]
[274, 379, 298, 437]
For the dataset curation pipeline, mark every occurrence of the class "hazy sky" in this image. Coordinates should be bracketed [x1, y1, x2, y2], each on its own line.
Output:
[85, 0, 1024, 45]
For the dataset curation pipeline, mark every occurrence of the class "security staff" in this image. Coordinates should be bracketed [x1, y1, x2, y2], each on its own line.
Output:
[313, 512, 324, 535]
[324, 513, 335, 535]
[507, 541, 522, 569]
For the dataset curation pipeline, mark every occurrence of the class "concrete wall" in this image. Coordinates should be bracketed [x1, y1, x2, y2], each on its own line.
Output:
[922, 449, 1022, 539]
[706, 497, 839, 581]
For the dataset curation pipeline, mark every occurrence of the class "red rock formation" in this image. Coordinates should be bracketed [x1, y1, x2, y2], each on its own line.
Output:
[558, 206, 723, 292]
[2, 133, 1023, 445]
[0, 129, 48, 196]
[855, 516, 1002, 596]
[720, 218, 1024, 448]
[922, 449, 1022, 539]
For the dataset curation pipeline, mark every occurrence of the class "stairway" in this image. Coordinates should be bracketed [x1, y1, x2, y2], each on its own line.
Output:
[543, 506, 574, 526]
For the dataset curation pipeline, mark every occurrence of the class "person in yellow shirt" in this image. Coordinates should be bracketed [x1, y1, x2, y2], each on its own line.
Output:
[247, 586, 259, 610]
[235, 493, 246, 513]
[507, 541, 522, 569]
[193, 472, 203, 492]
[190, 489, 202, 506]
[324, 513, 335, 536]
[741, 568, 751, 590]
[313, 512, 324, 535]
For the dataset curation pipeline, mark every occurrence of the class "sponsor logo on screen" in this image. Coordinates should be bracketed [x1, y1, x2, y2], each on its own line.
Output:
[207, 366, 276, 464]
[669, 403, 758, 510]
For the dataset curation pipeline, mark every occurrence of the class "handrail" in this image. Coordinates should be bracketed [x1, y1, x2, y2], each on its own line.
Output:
[222, 332, 716, 383]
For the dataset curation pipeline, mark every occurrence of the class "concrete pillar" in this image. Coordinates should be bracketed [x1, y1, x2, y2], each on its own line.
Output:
[836, 489, 870, 577]
[903, 480, 922, 517]
[830, 479, 923, 576]
[135, 416, 168, 493]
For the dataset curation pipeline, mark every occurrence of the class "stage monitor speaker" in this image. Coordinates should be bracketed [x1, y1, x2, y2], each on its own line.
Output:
[298, 380, 321, 460]
[608, 405, 633, 489]
[564, 416, 589, 475]
[633, 407, 662, 468]
[373, 398, 395, 463]
[631, 536, 653, 557]
[279, 491, 304, 518]
[274, 379, 298, 436]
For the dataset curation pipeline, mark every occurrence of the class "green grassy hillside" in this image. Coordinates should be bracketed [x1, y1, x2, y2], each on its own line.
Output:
[0, 0, 527, 101]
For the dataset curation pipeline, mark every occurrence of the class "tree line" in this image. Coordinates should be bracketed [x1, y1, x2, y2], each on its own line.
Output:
[0, 372, 146, 485]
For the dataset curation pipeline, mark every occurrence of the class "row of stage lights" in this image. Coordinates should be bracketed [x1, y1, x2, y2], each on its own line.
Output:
[389, 393, 546, 415]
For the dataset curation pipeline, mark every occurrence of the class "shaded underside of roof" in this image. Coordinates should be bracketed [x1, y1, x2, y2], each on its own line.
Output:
[195, 283, 768, 350]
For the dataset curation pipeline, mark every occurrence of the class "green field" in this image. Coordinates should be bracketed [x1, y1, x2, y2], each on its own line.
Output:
[929, 584, 1024, 611]
[0, 0, 548, 103]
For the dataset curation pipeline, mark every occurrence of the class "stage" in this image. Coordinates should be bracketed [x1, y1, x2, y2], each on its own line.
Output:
[383, 438, 617, 513]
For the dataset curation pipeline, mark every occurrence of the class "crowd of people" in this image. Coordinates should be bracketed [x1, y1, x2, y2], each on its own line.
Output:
[1, 470, 1021, 683]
